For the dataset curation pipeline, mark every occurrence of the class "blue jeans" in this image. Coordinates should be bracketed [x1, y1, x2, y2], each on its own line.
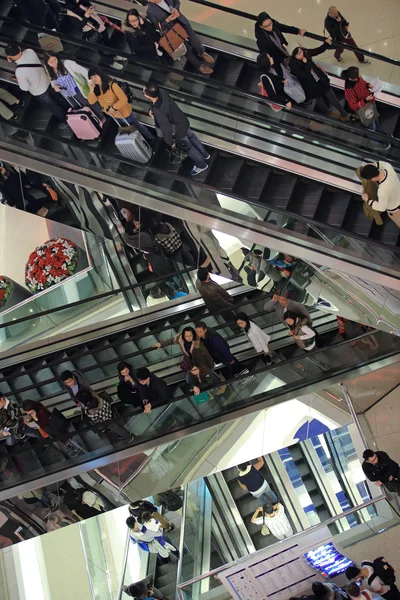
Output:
[367, 119, 384, 133]
[5, 426, 42, 446]
[178, 128, 208, 168]
[36, 86, 67, 122]
[253, 483, 278, 505]
[115, 113, 154, 141]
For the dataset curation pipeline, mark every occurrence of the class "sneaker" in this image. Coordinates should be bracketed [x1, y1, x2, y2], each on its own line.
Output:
[263, 354, 273, 366]
[114, 55, 128, 62]
[58, 122, 69, 129]
[336, 57, 344, 63]
[189, 164, 209, 176]
[110, 61, 124, 70]
[360, 59, 371, 64]
[166, 523, 175, 532]
[203, 152, 211, 160]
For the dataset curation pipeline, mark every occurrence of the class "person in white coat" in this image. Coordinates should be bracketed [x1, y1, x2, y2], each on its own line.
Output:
[236, 312, 272, 365]
[251, 502, 293, 540]
[360, 162, 400, 228]
[284, 310, 316, 351]
[45, 54, 104, 121]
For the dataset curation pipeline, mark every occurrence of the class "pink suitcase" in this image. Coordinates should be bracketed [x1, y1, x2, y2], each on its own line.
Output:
[64, 96, 103, 140]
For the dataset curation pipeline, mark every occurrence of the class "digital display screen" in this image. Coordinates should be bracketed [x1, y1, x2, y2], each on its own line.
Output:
[304, 542, 353, 578]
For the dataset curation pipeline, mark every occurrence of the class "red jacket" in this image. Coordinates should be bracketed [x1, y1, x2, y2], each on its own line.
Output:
[344, 76, 375, 112]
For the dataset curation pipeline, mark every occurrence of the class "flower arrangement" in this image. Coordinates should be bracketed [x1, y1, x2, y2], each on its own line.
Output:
[25, 238, 79, 293]
[0, 277, 11, 308]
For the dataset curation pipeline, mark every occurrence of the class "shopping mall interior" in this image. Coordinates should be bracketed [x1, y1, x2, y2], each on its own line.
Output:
[0, 0, 400, 598]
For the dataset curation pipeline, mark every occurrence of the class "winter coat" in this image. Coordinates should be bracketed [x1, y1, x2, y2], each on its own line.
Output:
[195, 279, 234, 312]
[64, 369, 92, 402]
[255, 19, 300, 64]
[259, 70, 290, 105]
[202, 329, 235, 365]
[159, 333, 214, 370]
[362, 450, 399, 484]
[137, 374, 170, 407]
[344, 76, 375, 112]
[289, 42, 331, 99]
[324, 11, 349, 42]
[0, 398, 21, 430]
[88, 82, 132, 119]
[152, 88, 190, 146]
[242, 321, 271, 354]
[264, 298, 311, 324]
[123, 19, 161, 60]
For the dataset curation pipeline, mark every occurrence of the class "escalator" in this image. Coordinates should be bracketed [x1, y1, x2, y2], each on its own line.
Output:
[1, 280, 398, 498]
[1, 2, 400, 267]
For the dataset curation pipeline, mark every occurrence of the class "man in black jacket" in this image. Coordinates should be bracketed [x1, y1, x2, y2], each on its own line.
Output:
[362, 449, 400, 492]
[324, 6, 370, 64]
[195, 322, 250, 379]
[255, 12, 306, 77]
[143, 82, 210, 176]
[136, 367, 170, 413]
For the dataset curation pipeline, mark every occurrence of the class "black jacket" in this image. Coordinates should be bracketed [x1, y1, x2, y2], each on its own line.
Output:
[146, 0, 191, 30]
[324, 11, 349, 42]
[362, 451, 399, 483]
[123, 20, 161, 60]
[259, 71, 290, 105]
[289, 42, 331, 99]
[202, 329, 235, 365]
[137, 374, 170, 408]
[152, 88, 190, 146]
[255, 20, 300, 63]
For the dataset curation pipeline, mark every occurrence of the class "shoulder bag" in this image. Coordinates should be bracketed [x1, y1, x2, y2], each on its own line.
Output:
[357, 101, 379, 127]
[158, 20, 188, 61]
[258, 74, 282, 113]
[281, 64, 306, 104]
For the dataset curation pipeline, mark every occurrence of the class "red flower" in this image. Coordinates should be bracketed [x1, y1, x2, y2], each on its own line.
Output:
[25, 238, 78, 292]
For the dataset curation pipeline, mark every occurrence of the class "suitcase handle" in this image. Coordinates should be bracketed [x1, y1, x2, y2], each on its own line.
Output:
[60, 92, 82, 109]
[109, 109, 131, 127]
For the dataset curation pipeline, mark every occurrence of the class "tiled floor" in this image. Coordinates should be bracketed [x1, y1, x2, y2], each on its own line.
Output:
[183, 0, 400, 87]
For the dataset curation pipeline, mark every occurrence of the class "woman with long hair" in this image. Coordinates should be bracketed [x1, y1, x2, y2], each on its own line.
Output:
[87, 68, 153, 141]
[342, 66, 390, 149]
[123, 8, 162, 61]
[236, 312, 272, 365]
[45, 54, 103, 120]
[153, 325, 214, 373]
[290, 39, 350, 121]
[284, 310, 316, 352]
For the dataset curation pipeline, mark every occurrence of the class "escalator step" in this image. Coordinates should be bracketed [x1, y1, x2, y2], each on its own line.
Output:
[260, 172, 297, 209]
[211, 56, 246, 87]
[206, 155, 244, 191]
[315, 189, 352, 227]
[232, 162, 270, 200]
[288, 181, 324, 219]
[343, 202, 373, 237]
[370, 218, 400, 247]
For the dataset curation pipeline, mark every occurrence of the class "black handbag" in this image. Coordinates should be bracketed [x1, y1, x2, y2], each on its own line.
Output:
[46, 408, 70, 437]
[385, 479, 400, 493]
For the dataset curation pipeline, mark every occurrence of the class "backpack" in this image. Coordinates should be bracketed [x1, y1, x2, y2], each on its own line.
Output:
[363, 558, 396, 586]
[155, 490, 183, 512]
[113, 81, 134, 104]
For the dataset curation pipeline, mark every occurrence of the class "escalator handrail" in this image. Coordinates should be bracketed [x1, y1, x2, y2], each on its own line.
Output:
[0, 14, 398, 149]
[0, 328, 393, 463]
[0, 265, 196, 331]
[117, 529, 131, 600]
[176, 495, 387, 597]
[186, 0, 400, 68]
[3, 113, 400, 270]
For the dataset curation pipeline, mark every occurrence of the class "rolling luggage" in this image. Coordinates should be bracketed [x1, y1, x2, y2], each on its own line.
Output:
[64, 95, 103, 140]
[113, 113, 152, 164]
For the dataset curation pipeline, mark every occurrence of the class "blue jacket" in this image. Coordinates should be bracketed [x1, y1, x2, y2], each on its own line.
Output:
[203, 329, 234, 365]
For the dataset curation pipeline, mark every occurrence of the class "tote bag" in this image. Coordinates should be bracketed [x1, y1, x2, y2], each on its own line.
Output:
[281, 64, 306, 104]
[358, 102, 379, 127]
[258, 75, 282, 112]
[158, 21, 188, 60]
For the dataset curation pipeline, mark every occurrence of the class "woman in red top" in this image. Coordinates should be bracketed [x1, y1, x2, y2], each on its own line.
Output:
[342, 67, 386, 139]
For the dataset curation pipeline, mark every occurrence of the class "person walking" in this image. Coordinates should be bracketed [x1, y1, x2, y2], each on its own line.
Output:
[195, 321, 246, 378]
[153, 326, 214, 373]
[122, 574, 164, 599]
[45, 54, 104, 121]
[289, 39, 351, 121]
[0, 88, 24, 121]
[254, 12, 306, 78]
[342, 67, 389, 149]
[236, 312, 273, 365]
[237, 457, 278, 504]
[324, 6, 370, 65]
[146, 0, 215, 75]
[284, 311, 317, 351]
[362, 449, 400, 493]
[359, 163, 400, 228]
[264, 294, 312, 325]
[251, 502, 293, 540]
[195, 267, 235, 316]
[346, 560, 400, 600]
[88, 68, 154, 142]
[143, 82, 210, 175]
[6, 44, 68, 128]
